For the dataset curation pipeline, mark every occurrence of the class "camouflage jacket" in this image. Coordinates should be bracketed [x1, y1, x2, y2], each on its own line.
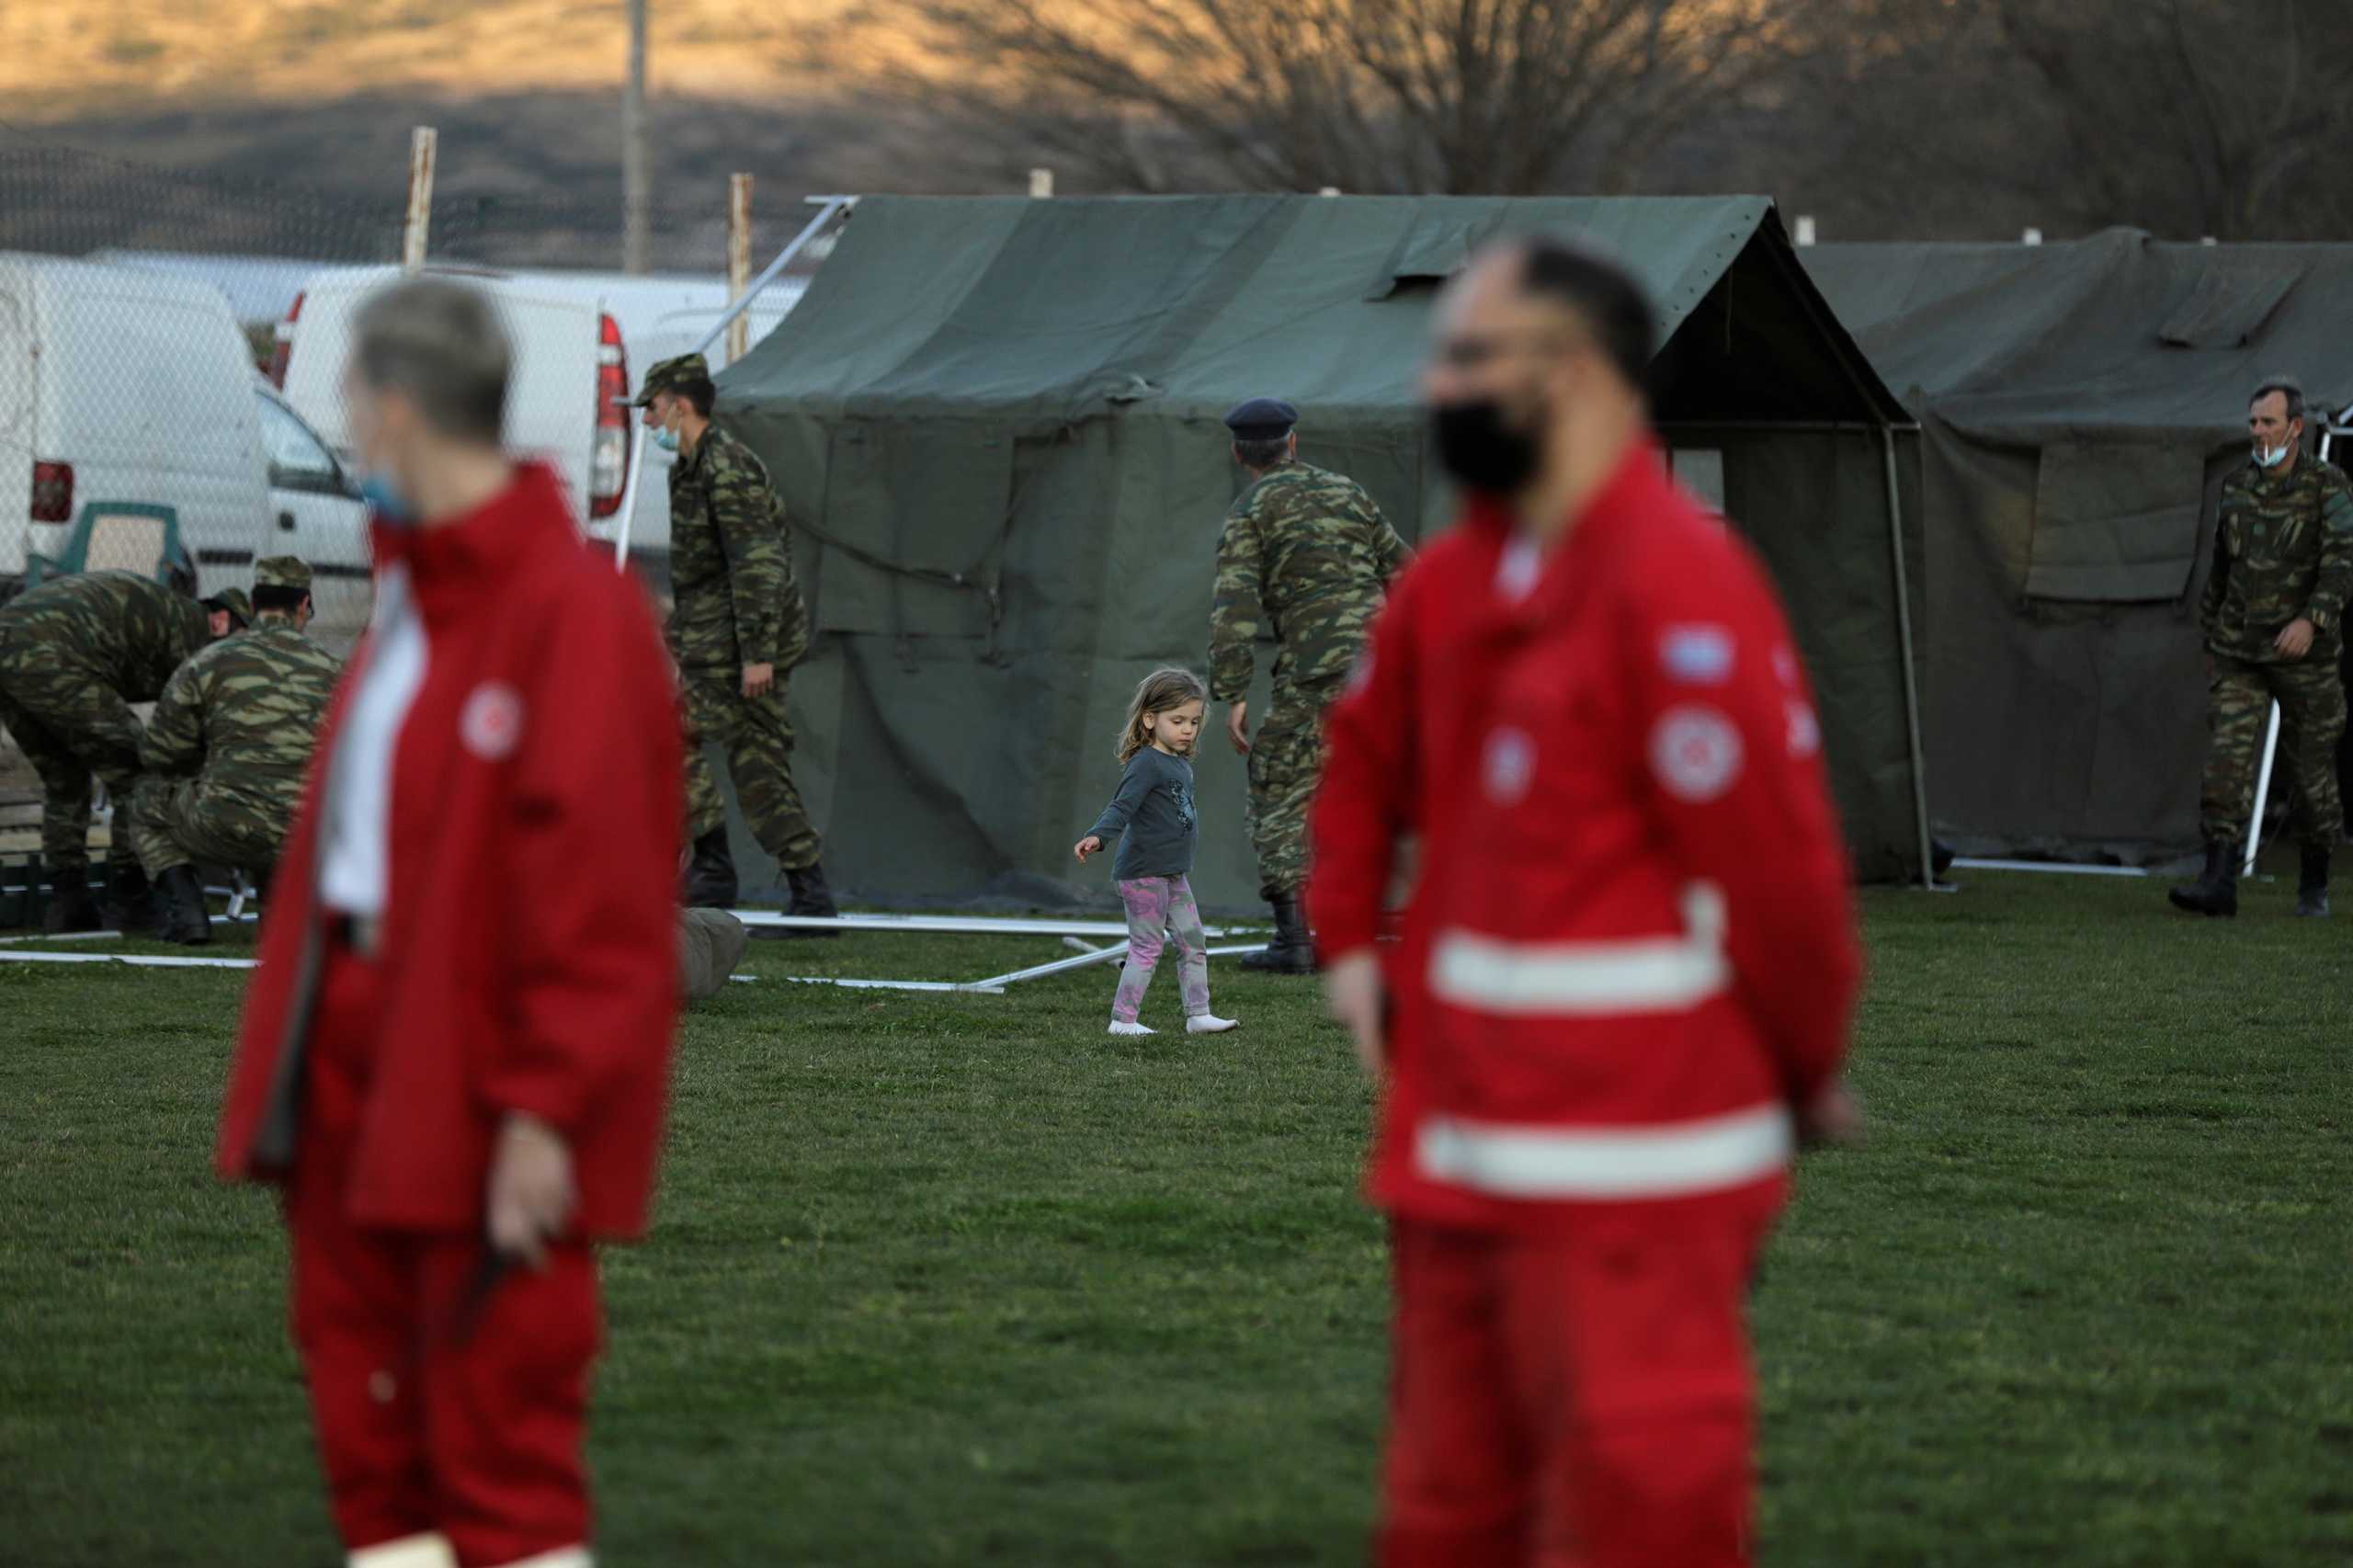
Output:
[1209, 460, 1408, 704]
[140, 617, 342, 819]
[668, 421, 811, 675]
[0, 570, 210, 700]
[2200, 454, 2353, 661]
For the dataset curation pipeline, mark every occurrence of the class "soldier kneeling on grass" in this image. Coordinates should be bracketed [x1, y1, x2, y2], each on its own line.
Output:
[129, 555, 341, 944]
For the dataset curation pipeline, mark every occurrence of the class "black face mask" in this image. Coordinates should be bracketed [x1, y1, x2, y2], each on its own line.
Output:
[1432, 398, 1541, 496]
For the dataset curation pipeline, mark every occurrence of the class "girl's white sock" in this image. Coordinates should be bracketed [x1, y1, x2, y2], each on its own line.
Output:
[1108, 1019, 1155, 1036]
[1186, 1014, 1239, 1035]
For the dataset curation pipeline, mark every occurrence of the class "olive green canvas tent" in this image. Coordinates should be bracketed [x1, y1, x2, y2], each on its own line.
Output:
[1804, 230, 2353, 862]
[710, 194, 1927, 911]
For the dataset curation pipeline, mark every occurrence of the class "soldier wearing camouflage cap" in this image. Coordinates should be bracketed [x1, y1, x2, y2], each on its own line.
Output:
[129, 555, 342, 943]
[0, 568, 248, 932]
[2172, 376, 2353, 920]
[638, 351, 837, 928]
[1209, 397, 1409, 971]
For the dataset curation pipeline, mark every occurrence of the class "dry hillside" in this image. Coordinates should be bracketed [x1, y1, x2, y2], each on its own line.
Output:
[0, 1, 844, 118]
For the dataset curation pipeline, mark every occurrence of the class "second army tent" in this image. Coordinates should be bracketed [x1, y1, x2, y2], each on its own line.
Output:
[712, 194, 1927, 912]
[1806, 230, 2353, 863]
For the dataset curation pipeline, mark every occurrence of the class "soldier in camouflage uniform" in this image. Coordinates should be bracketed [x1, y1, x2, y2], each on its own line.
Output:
[2172, 378, 2353, 920]
[636, 352, 836, 930]
[0, 569, 250, 933]
[1209, 397, 1409, 971]
[130, 556, 343, 944]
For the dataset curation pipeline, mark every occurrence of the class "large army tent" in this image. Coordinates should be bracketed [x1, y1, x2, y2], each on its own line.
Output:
[1804, 231, 2353, 862]
[710, 194, 1928, 911]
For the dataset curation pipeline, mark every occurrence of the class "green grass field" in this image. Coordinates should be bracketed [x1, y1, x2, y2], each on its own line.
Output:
[3, 870, 2350, 1566]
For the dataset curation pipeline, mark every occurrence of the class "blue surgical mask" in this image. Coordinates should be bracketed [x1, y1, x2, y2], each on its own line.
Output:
[2257, 442, 2292, 470]
[650, 425, 679, 455]
[358, 471, 415, 526]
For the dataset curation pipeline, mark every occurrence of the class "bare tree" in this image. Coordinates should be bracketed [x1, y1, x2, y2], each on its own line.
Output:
[823, 0, 1822, 196]
[1782, 0, 2353, 241]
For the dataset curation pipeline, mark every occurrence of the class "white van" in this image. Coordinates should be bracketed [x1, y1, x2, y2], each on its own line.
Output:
[0, 253, 369, 636]
[273, 266, 804, 561]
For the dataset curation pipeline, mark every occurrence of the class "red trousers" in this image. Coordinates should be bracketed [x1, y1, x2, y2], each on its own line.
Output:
[1377, 1212, 1771, 1568]
[285, 944, 603, 1568]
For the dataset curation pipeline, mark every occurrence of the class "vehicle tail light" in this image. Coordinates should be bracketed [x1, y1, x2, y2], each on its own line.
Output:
[590, 312, 629, 519]
[269, 291, 305, 389]
[31, 460, 73, 524]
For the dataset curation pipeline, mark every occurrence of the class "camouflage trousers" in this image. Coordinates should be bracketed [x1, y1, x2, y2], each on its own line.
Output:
[127, 776, 288, 877]
[681, 665, 820, 871]
[1245, 680, 1343, 901]
[2201, 651, 2347, 847]
[0, 638, 143, 872]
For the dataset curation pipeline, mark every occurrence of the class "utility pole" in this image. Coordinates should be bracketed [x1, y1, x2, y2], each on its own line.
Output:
[622, 0, 650, 274]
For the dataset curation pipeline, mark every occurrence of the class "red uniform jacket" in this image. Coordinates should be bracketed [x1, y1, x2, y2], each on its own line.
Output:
[217, 464, 685, 1240]
[1310, 440, 1862, 1235]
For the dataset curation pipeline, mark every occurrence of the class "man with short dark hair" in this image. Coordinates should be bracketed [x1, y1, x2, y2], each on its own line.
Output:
[1209, 396, 1407, 971]
[1312, 236, 1862, 1567]
[636, 352, 835, 926]
[218, 278, 683, 1568]
[2171, 376, 2353, 919]
[0, 569, 247, 932]
[131, 554, 342, 943]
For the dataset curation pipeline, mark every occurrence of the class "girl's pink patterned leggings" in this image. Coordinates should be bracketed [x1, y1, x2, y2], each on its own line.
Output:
[1112, 874, 1212, 1023]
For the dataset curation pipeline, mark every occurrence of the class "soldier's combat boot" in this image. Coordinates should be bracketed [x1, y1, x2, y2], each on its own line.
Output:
[1240, 894, 1317, 973]
[153, 865, 213, 946]
[682, 826, 739, 910]
[2168, 841, 2240, 919]
[785, 861, 842, 938]
[2297, 847, 2331, 918]
[102, 855, 157, 936]
[41, 868, 103, 935]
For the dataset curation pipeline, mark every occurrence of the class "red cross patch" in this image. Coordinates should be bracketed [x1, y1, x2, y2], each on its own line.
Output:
[460, 681, 526, 762]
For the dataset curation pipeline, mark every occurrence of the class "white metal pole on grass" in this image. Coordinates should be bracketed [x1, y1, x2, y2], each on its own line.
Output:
[2243, 701, 2282, 879]
[611, 195, 854, 571]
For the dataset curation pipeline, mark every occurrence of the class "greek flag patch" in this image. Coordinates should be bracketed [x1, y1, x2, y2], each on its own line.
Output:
[1659, 625, 1734, 686]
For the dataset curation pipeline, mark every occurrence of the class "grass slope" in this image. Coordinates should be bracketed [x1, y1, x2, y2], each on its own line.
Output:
[1, 871, 2348, 1564]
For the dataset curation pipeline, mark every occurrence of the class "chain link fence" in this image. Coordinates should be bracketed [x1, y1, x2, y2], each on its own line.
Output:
[0, 125, 814, 835]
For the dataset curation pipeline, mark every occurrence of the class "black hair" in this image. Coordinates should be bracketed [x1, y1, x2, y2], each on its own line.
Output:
[679, 375, 718, 419]
[2251, 377, 2306, 422]
[253, 585, 309, 614]
[1233, 435, 1291, 470]
[1518, 237, 1655, 390]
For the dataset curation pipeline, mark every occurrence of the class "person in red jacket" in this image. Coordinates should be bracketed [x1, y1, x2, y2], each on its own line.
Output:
[1310, 237, 1866, 1568]
[216, 279, 684, 1568]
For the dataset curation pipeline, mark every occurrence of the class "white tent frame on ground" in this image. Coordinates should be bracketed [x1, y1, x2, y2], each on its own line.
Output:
[0, 909, 1272, 994]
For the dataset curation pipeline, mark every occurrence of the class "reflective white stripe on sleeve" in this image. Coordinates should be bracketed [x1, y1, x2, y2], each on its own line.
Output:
[1415, 1102, 1795, 1200]
[1428, 883, 1728, 1016]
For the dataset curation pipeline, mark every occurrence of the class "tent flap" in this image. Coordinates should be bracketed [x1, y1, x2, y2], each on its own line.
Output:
[2158, 259, 2303, 349]
[2025, 441, 2207, 603]
[813, 423, 1013, 638]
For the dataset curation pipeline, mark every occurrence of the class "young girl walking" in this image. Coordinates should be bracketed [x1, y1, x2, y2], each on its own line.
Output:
[1075, 668, 1239, 1038]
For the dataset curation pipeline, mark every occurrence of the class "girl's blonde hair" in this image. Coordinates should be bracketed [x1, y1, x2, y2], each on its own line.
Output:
[1115, 666, 1210, 765]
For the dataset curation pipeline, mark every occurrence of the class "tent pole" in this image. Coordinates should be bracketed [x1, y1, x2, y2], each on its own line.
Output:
[2243, 701, 2280, 879]
[611, 195, 858, 571]
[1880, 427, 1935, 889]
